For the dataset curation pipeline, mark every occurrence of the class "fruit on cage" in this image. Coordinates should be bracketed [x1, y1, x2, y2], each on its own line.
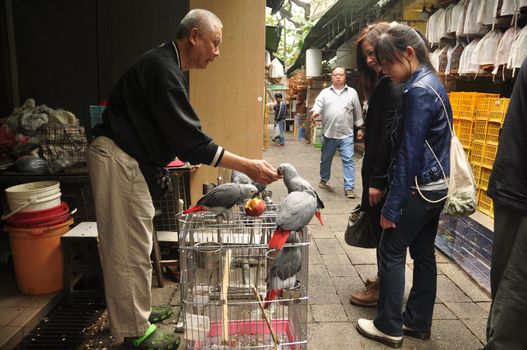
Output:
[244, 198, 266, 216]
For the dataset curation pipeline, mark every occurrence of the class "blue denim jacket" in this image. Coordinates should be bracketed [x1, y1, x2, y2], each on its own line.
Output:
[381, 66, 452, 223]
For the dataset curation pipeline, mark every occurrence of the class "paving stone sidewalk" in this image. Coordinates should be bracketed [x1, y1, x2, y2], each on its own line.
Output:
[262, 129, 489, 350]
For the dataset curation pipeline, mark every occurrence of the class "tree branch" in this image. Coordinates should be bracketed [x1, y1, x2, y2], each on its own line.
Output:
[279, 8, 300, 27]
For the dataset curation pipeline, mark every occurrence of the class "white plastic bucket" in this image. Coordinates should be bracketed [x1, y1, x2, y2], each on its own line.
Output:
[3, 181, 61, 219]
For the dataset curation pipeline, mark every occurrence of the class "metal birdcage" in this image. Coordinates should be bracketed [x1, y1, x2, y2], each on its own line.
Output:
[178, 205, 309, 349]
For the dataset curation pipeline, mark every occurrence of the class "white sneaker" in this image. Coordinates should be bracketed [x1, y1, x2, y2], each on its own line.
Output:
[356, 319, 403, 348]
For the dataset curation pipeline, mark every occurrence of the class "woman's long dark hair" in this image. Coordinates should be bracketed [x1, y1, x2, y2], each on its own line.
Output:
[375, 23, 435, 77]
[356, 22, 391, 98]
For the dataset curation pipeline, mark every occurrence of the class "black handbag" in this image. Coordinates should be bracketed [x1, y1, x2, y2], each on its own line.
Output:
[344, 205, 377, 248]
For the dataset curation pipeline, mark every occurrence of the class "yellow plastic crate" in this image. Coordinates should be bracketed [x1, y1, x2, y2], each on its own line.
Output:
[486, 122, 501, 145]
[471, 164, 482, 185]
[482, 143, 498, 169]
[457, 119, 474, 147]
[448, 92, 460, 114]
[453, 119, 461, 135]
[488, 98, 509, 124]
[475, 97, 510, 124]
[456, 92, 499, 121]
[472, 120, 487, 142]
[478, 189, 494, 218]
[479, 167, 492, 191]
[469, 141, 485, 165]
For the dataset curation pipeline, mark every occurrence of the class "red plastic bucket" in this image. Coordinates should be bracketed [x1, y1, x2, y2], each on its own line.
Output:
[5, 202, 71, 228]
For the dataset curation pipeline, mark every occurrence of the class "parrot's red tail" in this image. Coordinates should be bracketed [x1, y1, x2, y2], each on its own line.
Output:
[269, 228, 290, 250]
[183, 205, 206, 214]
[315, 210, 324, 225]
[264, 289, 278, 309]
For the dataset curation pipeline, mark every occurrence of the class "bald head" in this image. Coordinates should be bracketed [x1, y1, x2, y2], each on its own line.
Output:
[176, 9, 222, 39]
[331, 66, 346, 88]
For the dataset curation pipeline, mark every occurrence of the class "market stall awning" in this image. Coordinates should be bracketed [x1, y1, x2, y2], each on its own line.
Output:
[267, 83, 288, 91]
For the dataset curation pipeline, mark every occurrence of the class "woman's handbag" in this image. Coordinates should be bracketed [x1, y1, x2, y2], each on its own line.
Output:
[414, 83, 478, 216]
[344, 205, 377, 248]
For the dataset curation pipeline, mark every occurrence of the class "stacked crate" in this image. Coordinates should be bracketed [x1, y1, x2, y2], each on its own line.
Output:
[471, 97, 509, 218]
[449, 92, 504, 218]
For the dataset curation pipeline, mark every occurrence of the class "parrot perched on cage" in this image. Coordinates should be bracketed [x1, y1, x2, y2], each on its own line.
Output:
[183, 183, 258, 218]
[231, 170, 267, 194]
[277, 163, 324, 225]
[265, 232, 302, 308]
[268, 190, 317, 250]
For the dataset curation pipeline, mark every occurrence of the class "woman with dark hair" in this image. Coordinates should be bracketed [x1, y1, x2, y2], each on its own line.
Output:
[350, 22, 403, 307]
[356, 23, 452, 348]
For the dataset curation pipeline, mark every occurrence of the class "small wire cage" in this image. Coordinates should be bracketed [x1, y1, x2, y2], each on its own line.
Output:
[179, 205, 309, 349]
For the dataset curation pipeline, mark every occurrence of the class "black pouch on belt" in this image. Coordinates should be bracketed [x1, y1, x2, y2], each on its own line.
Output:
[138, 162, 173, 200]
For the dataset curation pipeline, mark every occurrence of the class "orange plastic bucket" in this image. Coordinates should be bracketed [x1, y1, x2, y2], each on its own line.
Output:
[5, 218, 74, 295]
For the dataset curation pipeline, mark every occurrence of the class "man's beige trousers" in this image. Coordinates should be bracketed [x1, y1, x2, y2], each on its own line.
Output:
[88, 136, 154, 340]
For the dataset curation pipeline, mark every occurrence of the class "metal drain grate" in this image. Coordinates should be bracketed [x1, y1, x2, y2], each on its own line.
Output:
[16, 303, 104, 349]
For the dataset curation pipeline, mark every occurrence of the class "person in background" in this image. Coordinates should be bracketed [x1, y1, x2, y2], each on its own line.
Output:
[350, 22, 402, 307]
[88, 9, 279, 349]
[272, 92, 287, 146]
[356, 23, 451, 348]
[311, 66, 364, 199]
[484, 56, 527, 350]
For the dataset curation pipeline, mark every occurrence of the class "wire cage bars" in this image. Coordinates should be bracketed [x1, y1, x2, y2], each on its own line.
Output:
[178, 205, 309, 349]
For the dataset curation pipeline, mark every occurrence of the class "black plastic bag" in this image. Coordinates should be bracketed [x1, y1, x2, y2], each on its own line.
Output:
[344, 205, 377, 248]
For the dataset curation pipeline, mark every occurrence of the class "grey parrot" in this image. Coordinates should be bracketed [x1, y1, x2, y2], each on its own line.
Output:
[183, 182, 258, 218]
[277, 163, 324, 225]
[231, 170, 267, 194]
[265, 232, 302, 308]
[269, 190, 317, 250]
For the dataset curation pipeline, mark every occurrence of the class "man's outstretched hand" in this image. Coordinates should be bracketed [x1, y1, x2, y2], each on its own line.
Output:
[245, 159, 281, 184]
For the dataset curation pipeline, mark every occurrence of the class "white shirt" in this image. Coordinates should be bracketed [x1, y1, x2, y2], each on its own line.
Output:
[311, 85, 363, 139]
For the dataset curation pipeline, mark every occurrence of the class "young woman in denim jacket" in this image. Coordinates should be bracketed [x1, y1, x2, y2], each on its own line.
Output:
[356, 23, 452, 348]
[350, 22, 403, 307]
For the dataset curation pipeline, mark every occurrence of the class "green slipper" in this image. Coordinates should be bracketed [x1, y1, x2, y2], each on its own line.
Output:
[149, 305, 173, 323]
[123, 324, 180, 349]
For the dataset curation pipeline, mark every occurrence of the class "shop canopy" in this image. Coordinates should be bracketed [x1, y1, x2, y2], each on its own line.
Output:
[287, 0, 393, 75]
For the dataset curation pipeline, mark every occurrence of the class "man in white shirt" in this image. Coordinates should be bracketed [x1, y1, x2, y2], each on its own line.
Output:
[311, 67, 364, 198]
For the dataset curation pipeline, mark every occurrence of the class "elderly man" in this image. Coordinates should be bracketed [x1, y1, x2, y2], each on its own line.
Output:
[311, 66, 364, 198]
[88, 9, 279, 349]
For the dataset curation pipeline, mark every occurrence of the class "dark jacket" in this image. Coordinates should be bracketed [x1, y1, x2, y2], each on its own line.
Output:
[273, 101, 286, 121]
[92, 42, 222, 198]
[382, 66, 452, 223]
[360, 76, 402, 210]
[487, 58, 527, 214]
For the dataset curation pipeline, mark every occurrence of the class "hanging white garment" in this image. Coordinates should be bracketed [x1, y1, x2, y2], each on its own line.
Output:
[459, 39, 482, 74]
[500, 0, 519, 16]
[508, 26, 527, 72]
[455, 0, 468, 36]
[426, 11, 440, 45]
[477, 0, 499, 25]
[435, 9, 447, 43]
[431, 46, 448, 71]
[472, 30, 503, 66]
[444, 4, 456, 37]
[493, 26, 520, 74]
[464, 0, 488, 35]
